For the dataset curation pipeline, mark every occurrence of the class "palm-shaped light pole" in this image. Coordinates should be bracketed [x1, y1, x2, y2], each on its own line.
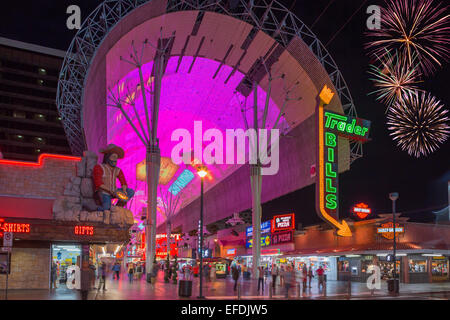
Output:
[238, 58, 301, 278]
[106, 37, 173, 280]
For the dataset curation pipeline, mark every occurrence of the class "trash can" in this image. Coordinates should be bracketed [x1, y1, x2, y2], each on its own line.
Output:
[178, 280, 192, 297]
[387, 279, 399, 293]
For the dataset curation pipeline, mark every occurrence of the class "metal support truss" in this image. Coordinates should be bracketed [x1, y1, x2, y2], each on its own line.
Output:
[57, 0, 363, 161]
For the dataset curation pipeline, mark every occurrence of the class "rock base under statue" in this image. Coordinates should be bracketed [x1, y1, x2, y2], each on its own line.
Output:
[52, 150, 134, 227]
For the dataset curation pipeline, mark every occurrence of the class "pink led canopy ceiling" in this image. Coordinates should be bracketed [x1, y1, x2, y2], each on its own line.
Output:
[107, 56, 287, 226]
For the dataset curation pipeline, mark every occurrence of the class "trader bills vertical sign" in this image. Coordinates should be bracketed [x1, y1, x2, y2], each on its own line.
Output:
[316, 85, 371, 237]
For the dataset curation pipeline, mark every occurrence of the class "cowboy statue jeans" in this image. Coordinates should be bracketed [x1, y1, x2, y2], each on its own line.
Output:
[97, 188, 135, 211]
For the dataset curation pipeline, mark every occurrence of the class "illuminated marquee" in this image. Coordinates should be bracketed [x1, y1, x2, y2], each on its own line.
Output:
[169, 169, 195, 195]
[74, 225, 94, 236]
[316, 86, 371, 237]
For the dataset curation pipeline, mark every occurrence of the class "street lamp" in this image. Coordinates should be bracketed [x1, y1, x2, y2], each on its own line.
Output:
[389, 192, 399, 294]
[197, 166, 207, 299]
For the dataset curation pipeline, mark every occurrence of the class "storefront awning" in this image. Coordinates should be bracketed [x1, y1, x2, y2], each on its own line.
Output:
[283, 242, 450, 257]
[0, 196, 53, 219]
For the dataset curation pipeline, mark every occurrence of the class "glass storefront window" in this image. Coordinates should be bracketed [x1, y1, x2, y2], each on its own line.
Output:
[431, 259, 448, 277]
[409, 259, 427, 273]
[338, 260, 349, 272]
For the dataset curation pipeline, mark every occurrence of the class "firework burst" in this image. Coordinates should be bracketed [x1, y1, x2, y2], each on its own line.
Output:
[387, 90, 450, 157]
[368, 50, 421, 107]
[366, 0, 450, 76]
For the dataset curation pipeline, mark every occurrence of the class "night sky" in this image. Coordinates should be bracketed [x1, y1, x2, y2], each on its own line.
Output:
[1, 0, 448, 226]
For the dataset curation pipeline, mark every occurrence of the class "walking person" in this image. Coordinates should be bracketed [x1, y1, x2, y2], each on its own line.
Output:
[112, 262, 120, 280]
[210, 264, 216, 283]
[257, 266, 265, 294]
[128, 263, 135, 283]
[271, 264, 278, 289]
[136, 263, 143, 280]
[307, 266, 314, 288]
[89, 260, 96, 289]
[301, 265, 308, 291]
[284, 266, 294, 298]
[232, 265, 240, 291]
[98, 262, 107, 291]
[279, 265, 285, 287]
[316, 265, 325, 291]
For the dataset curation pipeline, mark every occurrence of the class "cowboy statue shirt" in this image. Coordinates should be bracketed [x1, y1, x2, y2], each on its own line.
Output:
[93, 163, 127, 195]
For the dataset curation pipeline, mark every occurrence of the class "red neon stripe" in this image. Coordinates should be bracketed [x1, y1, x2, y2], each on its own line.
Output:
[0, 153, 81, 167]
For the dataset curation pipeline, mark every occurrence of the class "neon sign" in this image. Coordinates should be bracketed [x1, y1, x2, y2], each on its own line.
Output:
[271, 230, 293, 245]
[271, 213, 295, 233]
[74, 225, 94, 236]
[0, 219, 30, 235]
[315, 86, 371, 237]
[169, 169, 195, 195]
[377, 222, 404, 240]
[353, 203, 372, 219]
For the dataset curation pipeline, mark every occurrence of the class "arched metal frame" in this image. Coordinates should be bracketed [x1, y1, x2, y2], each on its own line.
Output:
[57, 0, 363, 163]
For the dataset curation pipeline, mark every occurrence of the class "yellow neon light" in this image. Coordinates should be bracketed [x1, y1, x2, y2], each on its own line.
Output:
[318, 104, 352, 237]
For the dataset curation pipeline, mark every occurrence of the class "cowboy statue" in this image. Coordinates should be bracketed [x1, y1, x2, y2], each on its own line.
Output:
[93, 144, 135, 211]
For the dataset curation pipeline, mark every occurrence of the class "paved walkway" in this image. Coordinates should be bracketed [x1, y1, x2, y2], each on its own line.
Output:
[1, 271, 449, 300]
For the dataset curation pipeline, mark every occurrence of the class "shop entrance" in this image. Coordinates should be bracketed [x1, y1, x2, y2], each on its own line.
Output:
[51, 244, 81, 289]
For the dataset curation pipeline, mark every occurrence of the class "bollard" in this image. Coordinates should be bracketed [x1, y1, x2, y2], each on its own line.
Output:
[237, 284, 241, 300]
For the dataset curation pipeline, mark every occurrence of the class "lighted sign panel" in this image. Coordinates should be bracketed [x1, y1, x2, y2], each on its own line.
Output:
[352, 203, 372, 219]
[271, 230, 293, 245]
[377, 222, 405, 240]
[315, 93, 371, 237]
[271, 214, 295, 233]
[74, 226, 94, 236]
[226, 248, 236, 256]
[246, 220, 271, 238]
[246, 235, 271, 248]
[169, 169, 195, 195]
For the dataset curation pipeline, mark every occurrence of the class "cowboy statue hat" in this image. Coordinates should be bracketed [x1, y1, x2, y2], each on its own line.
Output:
[99, 144, 125, 159]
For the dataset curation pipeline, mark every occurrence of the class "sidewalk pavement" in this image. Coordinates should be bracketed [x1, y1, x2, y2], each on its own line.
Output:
[0, 271, 448, 300]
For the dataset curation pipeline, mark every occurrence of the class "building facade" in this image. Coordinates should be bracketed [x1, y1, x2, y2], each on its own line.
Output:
[0, 37, 71, 161]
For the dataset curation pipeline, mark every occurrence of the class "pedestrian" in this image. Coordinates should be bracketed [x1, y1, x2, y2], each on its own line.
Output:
[184, 264, 192, 280]
[257, 266, 264, 294]
[232, 265, 240, 291]
[128, 263, 135, 283]
[51, 261, 58, 290]
[302, 265, 307, 291]
[204, 264, 210, 282]
[98, 262, 107, 291]
[271, 264, 278, 289]
[193, 264, 199, 278]
[284, 266, 294, 298]
[307, 266, 313, 288]
[112, 262, 121, 280]
[210, 264, 216, 283]
[136, 263, 143, 280]
[89, 260, 96, 289]
[279, 265, 285, 287]
[316, 265, 325, 291]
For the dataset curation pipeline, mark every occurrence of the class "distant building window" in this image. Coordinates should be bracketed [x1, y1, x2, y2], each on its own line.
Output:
[34, 114, 46, 121]
[38, 68, 47, 75]
[37, 79, 44, 86]
[35, 148, 41, 153]
[16, 135, 24, 140]
[13, 111, 26, 119]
